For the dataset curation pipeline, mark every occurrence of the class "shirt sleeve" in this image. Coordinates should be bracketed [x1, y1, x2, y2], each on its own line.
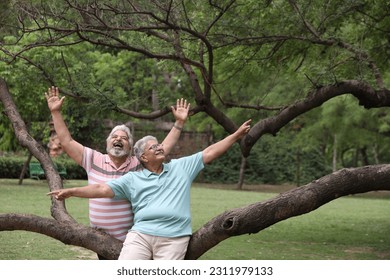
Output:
[175, 152, 204, 181]
[106, 173, 133, 200]
[81, 147, 93, 172]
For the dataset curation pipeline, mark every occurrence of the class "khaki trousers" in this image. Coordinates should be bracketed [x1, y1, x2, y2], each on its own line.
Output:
[118, 231, 190, 260]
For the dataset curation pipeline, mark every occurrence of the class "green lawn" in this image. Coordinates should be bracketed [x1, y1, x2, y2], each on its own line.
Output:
[0, 179, 389, 260]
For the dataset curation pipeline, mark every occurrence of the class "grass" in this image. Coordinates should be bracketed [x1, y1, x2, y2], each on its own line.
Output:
[0, 179, 389, 260]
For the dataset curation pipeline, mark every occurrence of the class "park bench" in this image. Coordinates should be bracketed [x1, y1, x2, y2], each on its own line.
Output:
[29, 162, 67, 180]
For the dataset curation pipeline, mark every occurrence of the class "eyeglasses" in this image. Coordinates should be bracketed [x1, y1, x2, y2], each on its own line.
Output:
[148, 143, 162, 151]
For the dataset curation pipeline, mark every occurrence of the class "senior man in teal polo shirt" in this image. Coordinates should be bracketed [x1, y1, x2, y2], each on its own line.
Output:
[48, 119, 252, 260]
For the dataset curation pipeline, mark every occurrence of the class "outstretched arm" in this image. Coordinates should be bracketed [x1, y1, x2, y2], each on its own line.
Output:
[45, 86, 84, 165]
[47, 183, 114, 201]
[202, 120, 251, 164]
[161, 98, 190, 155]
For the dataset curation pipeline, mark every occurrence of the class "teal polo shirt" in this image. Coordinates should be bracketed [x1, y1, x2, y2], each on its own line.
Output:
[107, 152, 204, 238]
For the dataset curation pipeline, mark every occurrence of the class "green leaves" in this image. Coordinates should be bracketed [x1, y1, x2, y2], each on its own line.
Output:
[1, 0, 390, 179]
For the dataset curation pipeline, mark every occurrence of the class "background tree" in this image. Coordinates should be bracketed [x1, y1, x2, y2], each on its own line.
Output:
[1, 0, 390, 259]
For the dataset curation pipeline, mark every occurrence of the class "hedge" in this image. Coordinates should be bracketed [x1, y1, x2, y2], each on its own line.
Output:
[0, 155, 87, 179]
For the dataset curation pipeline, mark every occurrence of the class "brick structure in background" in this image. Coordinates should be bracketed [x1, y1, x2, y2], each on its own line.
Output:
[130, 120, 213, 160]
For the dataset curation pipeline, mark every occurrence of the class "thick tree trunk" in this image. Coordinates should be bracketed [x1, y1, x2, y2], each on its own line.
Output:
[237, 155, 247, 190]
[186, 165, 390, 259]
[0, 213, 123, 259]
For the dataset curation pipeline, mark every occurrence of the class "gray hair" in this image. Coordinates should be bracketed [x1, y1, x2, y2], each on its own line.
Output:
[134, 135, 158, 162]
[106, 125, 134, 147]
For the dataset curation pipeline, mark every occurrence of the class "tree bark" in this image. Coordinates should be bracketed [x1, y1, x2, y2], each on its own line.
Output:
[0, 213, 123, 259]
[18, 153, 33, 185]
[237, 155, 247, 190]
[186, 164, 390, 259]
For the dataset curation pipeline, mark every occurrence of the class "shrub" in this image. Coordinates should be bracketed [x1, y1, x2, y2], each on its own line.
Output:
[0, 156, 26, 178]
[0, 154, 86, 179]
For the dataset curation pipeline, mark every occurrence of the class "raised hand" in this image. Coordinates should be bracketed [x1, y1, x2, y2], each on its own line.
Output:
[45, 86, 65, 112]
[171, 98, 190, 123]
[235, 119, 252, 138]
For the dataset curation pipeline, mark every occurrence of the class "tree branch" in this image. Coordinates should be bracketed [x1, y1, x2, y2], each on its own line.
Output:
[242, 80, 390, 156]
[0, 213, 123, 259]
[0, 78, 72, 222]
[186, 164, 390, 259]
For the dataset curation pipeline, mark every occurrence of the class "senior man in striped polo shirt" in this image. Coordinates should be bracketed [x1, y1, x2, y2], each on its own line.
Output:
[45, 86, 189, 259]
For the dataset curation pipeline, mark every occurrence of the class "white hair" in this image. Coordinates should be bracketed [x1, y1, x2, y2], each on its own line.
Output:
[134, 135, 158, 162]
[106, 125, 134, 147]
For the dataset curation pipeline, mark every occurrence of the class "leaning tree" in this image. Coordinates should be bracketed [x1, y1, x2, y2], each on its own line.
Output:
[1, 0, 390, 259]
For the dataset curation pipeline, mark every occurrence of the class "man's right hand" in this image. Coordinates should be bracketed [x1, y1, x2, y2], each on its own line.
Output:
[47, 189, 71, 201]
[45, 86, 65, 112]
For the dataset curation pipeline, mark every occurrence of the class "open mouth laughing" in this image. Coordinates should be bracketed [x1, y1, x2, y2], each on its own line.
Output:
[113, 141, 123, 149]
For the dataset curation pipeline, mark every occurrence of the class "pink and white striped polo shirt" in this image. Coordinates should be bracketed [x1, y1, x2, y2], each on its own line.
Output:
[82, 147, 142, 242]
